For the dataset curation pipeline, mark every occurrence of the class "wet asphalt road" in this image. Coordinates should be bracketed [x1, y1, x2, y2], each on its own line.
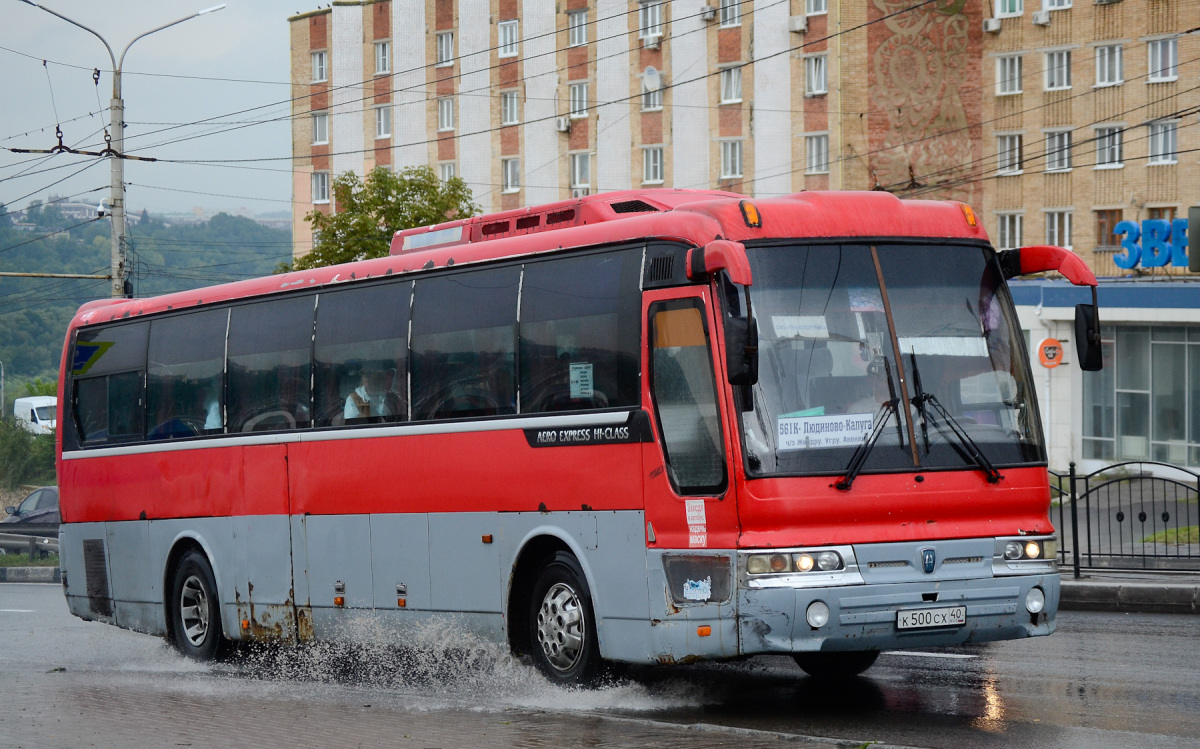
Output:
[2, 582, 1198, 748]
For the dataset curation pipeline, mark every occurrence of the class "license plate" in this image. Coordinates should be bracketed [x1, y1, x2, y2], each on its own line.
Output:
[897, 606, 966, 630]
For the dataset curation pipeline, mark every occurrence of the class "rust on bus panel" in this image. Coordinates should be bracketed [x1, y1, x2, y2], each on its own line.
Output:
[234, 583, 312, 643]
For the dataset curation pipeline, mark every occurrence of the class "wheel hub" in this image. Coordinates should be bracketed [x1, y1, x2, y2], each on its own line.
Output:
[535, 582, 585, 672]
[179, 574, 210, 647]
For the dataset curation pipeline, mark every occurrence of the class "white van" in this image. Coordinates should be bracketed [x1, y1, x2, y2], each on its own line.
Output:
[14, 396, 56, 434]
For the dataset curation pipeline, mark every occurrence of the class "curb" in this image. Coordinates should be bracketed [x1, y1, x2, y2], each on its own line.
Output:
[1060, 580, 1200, 614]
[0, 566, 61, 583]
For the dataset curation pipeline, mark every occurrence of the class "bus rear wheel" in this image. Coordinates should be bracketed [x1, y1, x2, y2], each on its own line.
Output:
[792, 651, 879, 678]
[169, 549, 228, 660]
[528, 551, 601, 685]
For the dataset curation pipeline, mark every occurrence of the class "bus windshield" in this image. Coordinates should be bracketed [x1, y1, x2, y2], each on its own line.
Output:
[739, 243, 1044, 478]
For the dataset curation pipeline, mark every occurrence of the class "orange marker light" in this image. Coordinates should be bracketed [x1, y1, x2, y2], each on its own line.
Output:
[334, 596, 345, 607]
[739, 200, 762, 228]
[397, 598, 407, 608]
[241, 619, 250, 631]
[697, 625, 712, 637]
[482, 534, 493, 544]
[959, 203, 978, 227]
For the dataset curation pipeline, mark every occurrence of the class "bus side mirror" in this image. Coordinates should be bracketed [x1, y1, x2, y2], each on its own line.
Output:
[999, 245, 1098, 287]
[1075, 289, 1102, 372]
[725, 315, 758, 386]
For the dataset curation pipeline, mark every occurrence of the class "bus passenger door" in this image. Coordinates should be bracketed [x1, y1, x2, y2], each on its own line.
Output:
[641, 289, 739, 657]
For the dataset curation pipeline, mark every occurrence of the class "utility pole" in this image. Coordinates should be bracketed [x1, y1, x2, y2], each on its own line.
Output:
[16, 2, 226, 298]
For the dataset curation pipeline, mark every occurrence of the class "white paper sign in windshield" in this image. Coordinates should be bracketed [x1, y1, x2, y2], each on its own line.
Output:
[771, 315, 829, 339]
[777, 413, 874, 450]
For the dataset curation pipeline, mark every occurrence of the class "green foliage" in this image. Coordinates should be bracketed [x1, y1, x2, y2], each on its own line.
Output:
[24, 379, 55, 397]
[1141, 526, 1199, 545]
[287, 166, 480, 271]
[0, 211, 291, 390]
[0, 419, 55, 490]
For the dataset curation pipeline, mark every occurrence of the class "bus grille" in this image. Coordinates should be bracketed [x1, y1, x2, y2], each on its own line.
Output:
[82, 539, 113, 617]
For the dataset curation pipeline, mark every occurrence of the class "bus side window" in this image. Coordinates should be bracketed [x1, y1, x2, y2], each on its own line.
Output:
[146, 308, 229, 440]
[71, 322, 148, 445]
[519, 249, 641, 413]
[411, 267, 520, 420]
[314, 281, 412, 427]
[649, 300, 727, 495]
[227, 296, 315, 433]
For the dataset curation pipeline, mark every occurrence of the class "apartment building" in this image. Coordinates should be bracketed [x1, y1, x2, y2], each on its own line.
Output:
[981, 0, 1200, 471]
[288, 0, 986, 254]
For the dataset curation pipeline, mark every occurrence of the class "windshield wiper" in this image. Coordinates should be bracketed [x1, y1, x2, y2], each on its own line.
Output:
[835, 398, 899, 491]
[908, 353, 1003, 484]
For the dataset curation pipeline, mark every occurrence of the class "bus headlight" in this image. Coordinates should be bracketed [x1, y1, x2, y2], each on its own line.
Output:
[1024, 541, 1041, 559]
[795, 554, 815, 572]
[1025, 587, 1045, 614]
[806, 601, 830, 628]
[1004, 541, 1023, 560]
[816, 551, 842, 571]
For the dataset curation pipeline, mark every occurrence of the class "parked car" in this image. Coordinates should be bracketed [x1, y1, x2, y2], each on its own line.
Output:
[2, 486, 59, 526]
[13, 396, 56, 434]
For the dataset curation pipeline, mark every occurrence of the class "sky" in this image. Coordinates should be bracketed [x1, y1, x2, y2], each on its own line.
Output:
[1, 0, 312, 217]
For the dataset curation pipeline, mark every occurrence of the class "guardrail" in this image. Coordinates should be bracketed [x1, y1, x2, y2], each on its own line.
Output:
[0, 531, 59, 557]
[1051, 461, 1200, 577]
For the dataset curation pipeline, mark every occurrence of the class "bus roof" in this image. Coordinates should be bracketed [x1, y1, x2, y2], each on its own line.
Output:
[67, 190, 988, 330]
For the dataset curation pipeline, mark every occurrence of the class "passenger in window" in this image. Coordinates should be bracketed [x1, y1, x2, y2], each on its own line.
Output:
[201, 386, 222, 431]
[344, 368, 400, 420]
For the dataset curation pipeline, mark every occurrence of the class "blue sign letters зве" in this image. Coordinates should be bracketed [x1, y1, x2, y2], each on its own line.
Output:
[1112, 219, 1189, 269]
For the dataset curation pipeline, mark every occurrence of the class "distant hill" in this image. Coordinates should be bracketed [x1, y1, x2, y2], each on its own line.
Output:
[0, 206, 292, 407]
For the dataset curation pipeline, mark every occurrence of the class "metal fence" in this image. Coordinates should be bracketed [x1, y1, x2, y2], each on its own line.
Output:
[1051, 461, 1200, 577]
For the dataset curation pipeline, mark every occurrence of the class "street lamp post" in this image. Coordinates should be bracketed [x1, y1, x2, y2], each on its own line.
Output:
[17, 2, 226, 298]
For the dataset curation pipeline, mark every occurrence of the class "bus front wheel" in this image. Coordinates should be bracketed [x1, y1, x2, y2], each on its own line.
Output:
[793, 651, 879, 678]
[528, 551, 601, 684]
[169, 549, 228, 660]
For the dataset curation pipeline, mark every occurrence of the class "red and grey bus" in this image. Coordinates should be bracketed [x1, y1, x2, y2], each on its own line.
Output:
[57, 189, 1102, 683]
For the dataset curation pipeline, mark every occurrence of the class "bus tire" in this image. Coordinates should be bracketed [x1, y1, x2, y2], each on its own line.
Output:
[792, 650, 879, 678]
[169, 549, 227, 660]
[528, 551, 601, 685]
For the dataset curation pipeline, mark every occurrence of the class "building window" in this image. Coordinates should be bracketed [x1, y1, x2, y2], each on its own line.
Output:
[569, 82, 588, 118]
[501, 91, 519, 125]
[719, 0, 740, 27]
[438, 97, 454, 132]
[1095, 209, 1123, 249]
[1095, 45, 1122, 86]
[498, 20, 519, 57]
[374, 41, 391, 75]
[440, 163, 456, 182]
[312, 171, 330, 204]
[1045, 130, 1071, 171]
[1095, 126, 1123, 168]
[1045, 211, 1072, 249]
[996, 55, 1022, 95]
[436, 32, 454, 67]
[568, 10, 587, 47]
[720, 67, 742, 104]
[806, 0, 827, 14]
[1082, 325, 1200, 466]
[720, 140, 743, 179]
[997, 134, 1022, 174]
[642, 78, 663, 110]
[996, 213, 1022, 250]
[1045, 50, 1071, 91]
[639, 1, 664, 40]
[374, 105, 392, 139]
[996, 0, 1022, 17]
[1046, 0, 1070, 8]
[312, 112, 328, 145]
[502, 158, 520, 192]
[570, 153, 590, 191]
[805, 56, 827, 96]
[1148, 207, 1176, 223]
[311, 51, 327, 83]
[1148, 39, 1177, 82]
[643, 146, 664, 184]
[1148, 121, 1177, 164]
[805, 134, 829, 174]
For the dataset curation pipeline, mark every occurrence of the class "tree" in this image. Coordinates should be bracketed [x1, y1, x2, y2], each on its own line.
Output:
[284, 166, 480, 271]
[24, 379, 56, 397]
[0, 202, 12, 230]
